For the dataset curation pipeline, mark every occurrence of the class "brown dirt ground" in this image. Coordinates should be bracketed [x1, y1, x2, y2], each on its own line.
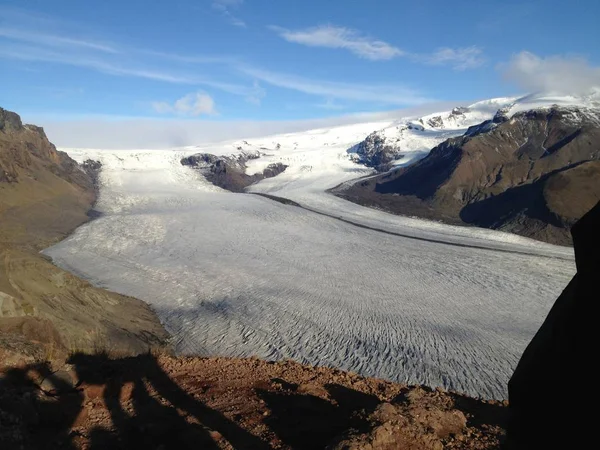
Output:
[0, 354, 507, 450]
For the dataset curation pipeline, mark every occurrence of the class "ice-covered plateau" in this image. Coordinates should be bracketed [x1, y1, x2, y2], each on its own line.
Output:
[45, 94, 590, 399]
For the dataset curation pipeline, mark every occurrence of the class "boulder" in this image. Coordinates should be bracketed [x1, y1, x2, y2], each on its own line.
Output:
[507, 201, 599, 448]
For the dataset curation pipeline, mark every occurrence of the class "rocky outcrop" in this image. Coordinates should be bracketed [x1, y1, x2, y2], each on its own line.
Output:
[506, 201, 599, 449]
[1, 107, 168, 362]
[181, 152, 287, 192]
[338, 106, 600, 245]
[81, 159, 102, 191]
[0, 107, 92, 190]
[349, 132, 404, 171]
[0, 107, 23, 132]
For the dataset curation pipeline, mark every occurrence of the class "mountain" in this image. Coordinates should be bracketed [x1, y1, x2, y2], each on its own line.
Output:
[337, 104, 600, 246]
[347, 94, 600, 172]
[348, 98, 514, 171]
[0, 107, 167, 365]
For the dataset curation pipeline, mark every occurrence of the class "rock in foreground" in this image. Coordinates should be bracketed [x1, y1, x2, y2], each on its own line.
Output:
[507, 201, 599, 449]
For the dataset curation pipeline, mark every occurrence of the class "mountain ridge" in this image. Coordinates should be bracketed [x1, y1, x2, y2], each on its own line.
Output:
[337, 105, 600, 245]
[0, 107, 168, 365]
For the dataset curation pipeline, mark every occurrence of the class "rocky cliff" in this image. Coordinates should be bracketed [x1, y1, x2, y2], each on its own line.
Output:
[0, 107, 167, 364]
[338, 106, 600, 245]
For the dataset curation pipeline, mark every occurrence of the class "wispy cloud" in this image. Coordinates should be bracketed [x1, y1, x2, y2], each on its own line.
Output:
[239, 66, 432, 105]
[0, 38, 261, 98]
[501, 51, 600, 94]
[0, 27, 118, 53]
[316, 98, 346, 110]
[419, 46, 486, 71]
[212, 0, 246, 28]
[270, 24, 485, 70]
[153, 92, 217, 116]
[270, 25, 403, 61]
[135, 49, 238, 65]
[245, 80, 266, 105]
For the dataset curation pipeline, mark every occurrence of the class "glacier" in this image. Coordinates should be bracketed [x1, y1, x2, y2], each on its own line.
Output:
[44, 97, 580, 400]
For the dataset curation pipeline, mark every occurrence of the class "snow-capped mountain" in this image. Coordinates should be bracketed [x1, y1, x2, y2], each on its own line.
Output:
[339, 103, 600, 245]
[347, 93, 600, 170]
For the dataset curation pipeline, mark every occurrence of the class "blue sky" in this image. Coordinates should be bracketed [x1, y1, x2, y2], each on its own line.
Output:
[1, 0, 600, 146]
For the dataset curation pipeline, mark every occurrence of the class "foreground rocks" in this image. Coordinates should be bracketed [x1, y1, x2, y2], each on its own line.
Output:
[0, 354, 507, 449]
[338, 106, 600, 245]
[507, 201, 599, 449]
[0, 107, 168, 363]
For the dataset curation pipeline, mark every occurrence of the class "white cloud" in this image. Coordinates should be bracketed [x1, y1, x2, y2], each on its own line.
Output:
[270, 25, 486, 69]
[212, 0, 246, 28]
[270, 25, 403, 61]
[152, 92, 217, 116]
[239, 66, 431, 105]
[501, 51, 600, 94]
[420, 46, 486, 70]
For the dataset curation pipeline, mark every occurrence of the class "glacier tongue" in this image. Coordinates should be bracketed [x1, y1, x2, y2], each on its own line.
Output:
[44, 142, 575, 400]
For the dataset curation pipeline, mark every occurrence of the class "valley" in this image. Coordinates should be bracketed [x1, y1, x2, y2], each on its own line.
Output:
[44, 96, 580, 399]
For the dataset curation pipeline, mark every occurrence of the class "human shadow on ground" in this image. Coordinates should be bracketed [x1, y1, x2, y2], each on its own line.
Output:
[0, 353, 269, 450]
[0, 361, 83, 449]
[256, 382, 380, 449]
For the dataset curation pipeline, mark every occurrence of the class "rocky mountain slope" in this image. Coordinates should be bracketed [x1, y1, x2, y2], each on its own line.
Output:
[0, 107, 167, 365]
[347, 94, 600, 173]
[338, 105, 600, 245]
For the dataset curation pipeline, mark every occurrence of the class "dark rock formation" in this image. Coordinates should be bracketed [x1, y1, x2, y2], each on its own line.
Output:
[81, 159, 102, 189]
[337, 106, 600, 245]
[506, 201, 599, 449]
[0, 107, 93, 191]
[465, 109, 509, 138]
[348, 132, 404, 171]
[182, 152, 287, 192]
[0, 107, 23, 132]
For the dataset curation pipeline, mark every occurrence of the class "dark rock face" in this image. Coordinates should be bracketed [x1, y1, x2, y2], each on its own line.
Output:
[349, 132, 403, 171]
[427, 115, 444, 128]
[181, 152, 287, 192]
[338, 106, 600, 245]
[0, 108, 23, 132]
[0, 108, 94, 192]
[465, 109, 509, 138]
[506, 201, 599, 449]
